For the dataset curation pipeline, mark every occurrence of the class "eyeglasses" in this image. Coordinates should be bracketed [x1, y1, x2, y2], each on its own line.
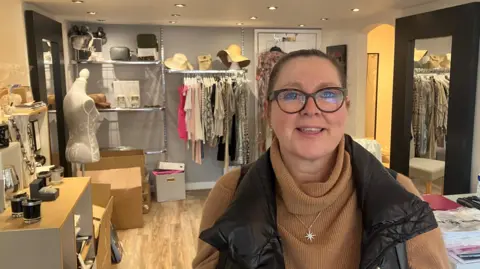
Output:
[268, 87, 346, 114]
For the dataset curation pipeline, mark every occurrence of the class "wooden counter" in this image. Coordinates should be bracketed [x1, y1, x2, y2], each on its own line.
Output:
[0, 177, 94, 269]
[0, 177, 90, 231]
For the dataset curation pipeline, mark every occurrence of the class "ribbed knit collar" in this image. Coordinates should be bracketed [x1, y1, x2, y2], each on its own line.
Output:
[271, 137, 353, 215]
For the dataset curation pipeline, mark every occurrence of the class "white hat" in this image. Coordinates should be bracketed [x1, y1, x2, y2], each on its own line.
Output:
[165, 53, 194, 71]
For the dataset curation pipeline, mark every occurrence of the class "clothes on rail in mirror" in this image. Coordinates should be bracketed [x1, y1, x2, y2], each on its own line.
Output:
[412, 74, 449, 159]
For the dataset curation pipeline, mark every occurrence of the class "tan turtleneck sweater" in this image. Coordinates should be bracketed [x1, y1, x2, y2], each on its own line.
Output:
[192, 139, 450, 269]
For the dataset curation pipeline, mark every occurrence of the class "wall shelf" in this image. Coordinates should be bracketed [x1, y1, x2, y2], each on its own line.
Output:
[145, 149, 167, 155]
[48, 107, 165, 113]
[72, 60, 162, 65]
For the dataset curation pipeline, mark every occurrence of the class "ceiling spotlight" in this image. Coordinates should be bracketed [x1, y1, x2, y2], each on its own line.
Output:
[72, 0, 84, 3]
[351, 8, 360, 12]
[267, 6, 278, 10]
[250, 16, 258, 20]
[87, 11, 96, 15]
[174, 4, 186, 7]
[321, 18, 329, 21]
[171, 14, 181, 17]
[169, 21, 177, 24]
[298, 24, 305, 27]
[237, 22, 244, 26]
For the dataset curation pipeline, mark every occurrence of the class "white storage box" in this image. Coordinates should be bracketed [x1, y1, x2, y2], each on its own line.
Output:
[154, 162, 186, 202]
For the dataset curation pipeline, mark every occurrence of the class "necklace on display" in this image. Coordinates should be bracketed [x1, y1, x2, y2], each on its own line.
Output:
[294, 211, 322, 242]
[9, 118, 36, 175]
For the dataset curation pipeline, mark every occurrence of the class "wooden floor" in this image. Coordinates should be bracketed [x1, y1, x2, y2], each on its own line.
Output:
[112, 190, 210, 269]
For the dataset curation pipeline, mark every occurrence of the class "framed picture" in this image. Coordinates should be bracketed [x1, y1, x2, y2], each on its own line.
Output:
[326, 45, 347, 80]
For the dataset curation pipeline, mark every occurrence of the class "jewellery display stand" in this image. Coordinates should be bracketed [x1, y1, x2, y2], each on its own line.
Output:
[0, 177, 94, 269]
[2, 106, 51, 186]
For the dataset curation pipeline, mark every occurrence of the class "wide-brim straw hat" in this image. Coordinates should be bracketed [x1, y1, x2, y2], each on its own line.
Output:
[165, 53, 194, 70]
[217, 44, 250, 68]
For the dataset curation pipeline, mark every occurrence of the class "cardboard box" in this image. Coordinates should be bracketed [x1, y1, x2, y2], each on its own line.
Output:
[86, 168, 143, 230]
[91, 183, 114, 269]
[86, 149, 146, 178]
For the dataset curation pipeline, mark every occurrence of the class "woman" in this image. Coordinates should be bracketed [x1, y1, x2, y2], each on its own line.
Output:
[193, 49, 449, 269]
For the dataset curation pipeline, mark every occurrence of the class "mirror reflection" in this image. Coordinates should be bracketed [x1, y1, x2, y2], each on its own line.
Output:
[410, 36, 451, 194]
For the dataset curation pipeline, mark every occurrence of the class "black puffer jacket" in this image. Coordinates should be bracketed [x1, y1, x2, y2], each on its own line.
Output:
[200, 135, 438, 269]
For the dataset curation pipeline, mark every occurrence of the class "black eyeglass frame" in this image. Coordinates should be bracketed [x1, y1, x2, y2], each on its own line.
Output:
[267, 87, 347, 114]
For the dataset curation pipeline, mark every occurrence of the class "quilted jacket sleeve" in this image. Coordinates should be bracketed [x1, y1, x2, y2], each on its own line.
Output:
[396, 173, 451, 269]
[192, 169, 240, 269]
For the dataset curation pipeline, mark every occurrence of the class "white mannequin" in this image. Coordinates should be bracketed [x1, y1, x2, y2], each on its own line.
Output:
[64, 69, 100, 163]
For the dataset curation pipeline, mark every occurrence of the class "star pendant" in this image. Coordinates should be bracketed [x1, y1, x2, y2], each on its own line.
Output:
[305, 230, 316, 242]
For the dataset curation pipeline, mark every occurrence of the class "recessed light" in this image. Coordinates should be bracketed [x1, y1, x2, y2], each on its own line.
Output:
[174, 4, 186, 7]
[298, 24, 305, 27]
[87, 11, 96, 15]
[351, 8, 360, 12]
[97, 19, 106, 22]
[237, 22, 244, 26]
[321, 18, 329, 21]
[171, 14, 181, 17]
[250, 16, 258, 20]
[72, 0, 84, 3]
[169, 21, 177, 24]
[267, 6, 278, 10]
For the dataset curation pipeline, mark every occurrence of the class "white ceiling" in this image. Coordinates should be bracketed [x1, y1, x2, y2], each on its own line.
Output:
[26, 0, 440, 28]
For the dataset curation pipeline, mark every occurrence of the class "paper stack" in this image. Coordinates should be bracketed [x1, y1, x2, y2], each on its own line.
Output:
[435, 208, 480, 264]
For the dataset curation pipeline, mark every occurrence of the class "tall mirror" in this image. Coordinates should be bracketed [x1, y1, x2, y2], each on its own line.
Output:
[409, 36, 452, 194]
[365, 53, 379, 139]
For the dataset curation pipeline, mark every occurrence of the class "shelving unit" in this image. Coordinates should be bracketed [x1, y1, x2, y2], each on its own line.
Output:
[65, 27, 247, 166]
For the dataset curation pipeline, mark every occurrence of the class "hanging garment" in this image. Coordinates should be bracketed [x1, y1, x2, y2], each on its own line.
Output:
[214, 81, 225, 139]
[217, 80, 237, 162]
[412, 74, 450, 159]
[256, 51, 285, 154]
[177, 85, 188, 141]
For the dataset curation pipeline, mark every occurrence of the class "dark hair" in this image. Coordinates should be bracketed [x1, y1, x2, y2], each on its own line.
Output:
[266, 49, 346, 98]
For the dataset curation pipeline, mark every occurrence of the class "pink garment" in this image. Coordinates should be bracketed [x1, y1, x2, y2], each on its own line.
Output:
[177, 85, 188, 141]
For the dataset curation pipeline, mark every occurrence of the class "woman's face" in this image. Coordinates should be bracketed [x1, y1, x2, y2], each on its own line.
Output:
[268, 56, 348, 160]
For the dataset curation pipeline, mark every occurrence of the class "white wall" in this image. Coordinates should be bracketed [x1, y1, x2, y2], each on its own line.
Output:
[0, 0, 30, 86]
[321, 30, 367, 138]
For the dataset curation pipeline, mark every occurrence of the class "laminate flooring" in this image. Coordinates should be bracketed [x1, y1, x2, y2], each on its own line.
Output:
[112, 190, 210, 269]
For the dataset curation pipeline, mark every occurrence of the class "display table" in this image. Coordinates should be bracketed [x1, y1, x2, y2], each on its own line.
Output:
[0, 177, 93, 269]
[444, 193, 478, 269]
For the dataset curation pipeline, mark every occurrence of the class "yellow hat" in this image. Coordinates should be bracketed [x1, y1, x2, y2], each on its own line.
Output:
[217, 44, 250, 68]
[414, 48, 428, 62]
[165, 53, 194, 71]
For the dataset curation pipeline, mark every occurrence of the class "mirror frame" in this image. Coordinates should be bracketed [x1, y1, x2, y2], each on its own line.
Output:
[25, 11, 71, 177]
[391, 3, 480, 194]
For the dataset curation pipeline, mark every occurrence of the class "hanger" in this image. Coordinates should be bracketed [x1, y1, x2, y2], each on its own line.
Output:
[270, 45, 283, 52]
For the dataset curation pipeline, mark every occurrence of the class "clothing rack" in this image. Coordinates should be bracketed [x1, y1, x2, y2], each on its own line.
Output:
[167, 69, 246, 74]
[414, 67, 451, 74]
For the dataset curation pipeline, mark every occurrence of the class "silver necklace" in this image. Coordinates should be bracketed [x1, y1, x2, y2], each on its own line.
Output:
[294, 211, 322, 242]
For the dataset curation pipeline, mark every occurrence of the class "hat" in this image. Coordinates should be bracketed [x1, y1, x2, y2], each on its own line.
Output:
[165, 53, 194, 71]
[414, 48, 428, 62]
[217, 44, 250, 68]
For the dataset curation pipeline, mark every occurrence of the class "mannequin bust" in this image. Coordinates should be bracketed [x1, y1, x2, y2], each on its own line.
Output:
[64, 69, 100, 163]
